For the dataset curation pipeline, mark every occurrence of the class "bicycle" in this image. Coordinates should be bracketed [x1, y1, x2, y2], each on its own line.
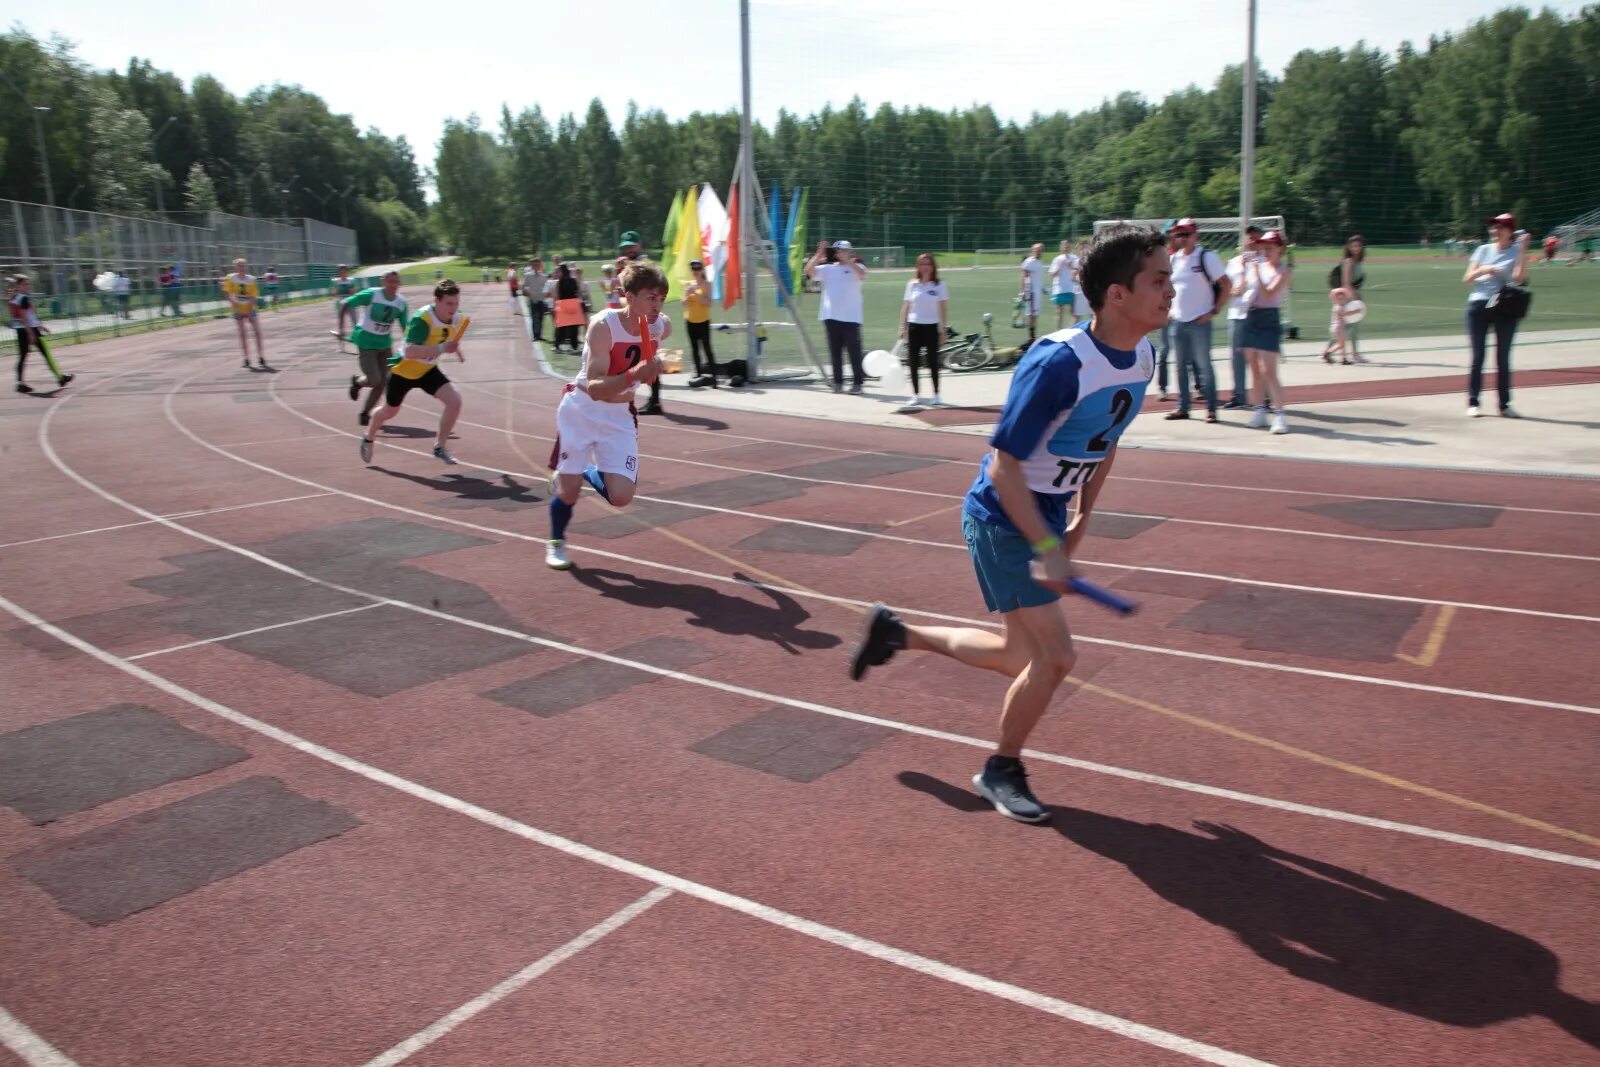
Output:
[938, 312, 997, 372]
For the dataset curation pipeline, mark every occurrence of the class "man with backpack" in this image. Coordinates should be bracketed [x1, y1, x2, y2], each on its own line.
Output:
[1164, 217, 1231, 422]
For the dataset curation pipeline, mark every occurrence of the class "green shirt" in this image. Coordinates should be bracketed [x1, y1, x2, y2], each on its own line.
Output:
[345, 287, 409, 350]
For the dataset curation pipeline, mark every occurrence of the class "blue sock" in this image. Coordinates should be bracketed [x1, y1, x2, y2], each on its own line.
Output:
[582, 464, 612, 503]
[549, 497, 574, 542]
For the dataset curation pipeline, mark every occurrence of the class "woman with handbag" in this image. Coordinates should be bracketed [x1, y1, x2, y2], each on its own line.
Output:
[1464, 213, 1531, 418]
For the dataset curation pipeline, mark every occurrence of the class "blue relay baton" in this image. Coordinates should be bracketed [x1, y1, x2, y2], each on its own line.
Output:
[1068, 576, 1139, 616]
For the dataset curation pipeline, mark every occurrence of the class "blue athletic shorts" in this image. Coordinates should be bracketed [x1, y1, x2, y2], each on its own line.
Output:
[962, 512, 1061, 614]
[1051, 293, 1074, 306]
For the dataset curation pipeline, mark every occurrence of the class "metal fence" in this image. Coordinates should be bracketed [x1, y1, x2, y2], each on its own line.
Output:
[1, 199, 359, 349]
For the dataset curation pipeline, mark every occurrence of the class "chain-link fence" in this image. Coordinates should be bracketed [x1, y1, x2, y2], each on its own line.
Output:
[1, 200, 359, 350]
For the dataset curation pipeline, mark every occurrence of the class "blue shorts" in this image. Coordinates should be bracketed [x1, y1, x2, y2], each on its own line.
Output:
[1051, 293, 1074, 307]
[962, 512, 1061, 614]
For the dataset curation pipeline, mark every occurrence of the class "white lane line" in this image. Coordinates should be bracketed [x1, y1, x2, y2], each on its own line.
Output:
[492, 355, 1600, 517]
[0, 1006, 81, 1067]
[172, 374, 1600, 714]
[273, 374, 1600, 625]
[448, 401, 1599, 564]
[0, 493, 333, 552]
[361, 887, 673, 1067]
[0, 594, 1276, 1067]
[126, 603, 385, 661]
[43, 386, 1600, 865]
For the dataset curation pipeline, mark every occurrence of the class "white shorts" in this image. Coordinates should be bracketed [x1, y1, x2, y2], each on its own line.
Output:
[554, 389, 639, 480]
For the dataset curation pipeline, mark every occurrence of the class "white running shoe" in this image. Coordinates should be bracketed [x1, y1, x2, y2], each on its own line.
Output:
[1500, 405, 1520, 418]
[1270, 413, 1289, 434]
[1247, 408, 1269, 429]
[1467, 404, 1481, 418]
[359, 438, 373, 464]
[545, 539, 572, 570]
[926, 395, 943, 407]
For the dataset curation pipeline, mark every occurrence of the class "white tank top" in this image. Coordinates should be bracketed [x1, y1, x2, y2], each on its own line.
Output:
[573, 309, 668, 401]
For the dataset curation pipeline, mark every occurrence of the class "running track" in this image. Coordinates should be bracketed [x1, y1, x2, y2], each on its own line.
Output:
[2, 286, 1597, 1066]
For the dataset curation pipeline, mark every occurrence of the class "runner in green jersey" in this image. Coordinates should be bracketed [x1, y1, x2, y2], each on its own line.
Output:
[343, 270, 409, 425]
[333, 264, 358, 349]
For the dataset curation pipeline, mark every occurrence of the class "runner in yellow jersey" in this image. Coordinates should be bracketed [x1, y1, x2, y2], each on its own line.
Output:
[220, 257, 267, 369]
[359, 279, 466, 467]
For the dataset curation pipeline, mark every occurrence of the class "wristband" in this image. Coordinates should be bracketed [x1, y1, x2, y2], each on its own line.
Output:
[1030, 535, 1062, 556]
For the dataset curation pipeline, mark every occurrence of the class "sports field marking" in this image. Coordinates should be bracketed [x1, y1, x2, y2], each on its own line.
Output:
[0, 592, 1276, 1067]
[1396, 606, 1457, 668]
[0, 492, 334, 552]
[126, 603, 385, 661]
[219, 430, 343, 448]
[360, 887, 673, 1067]
[39, 368, 1595, 863]
[0, 1006, 80, 1067]
[274, 372, 1600, 625]
[162, 363, 1600, 713]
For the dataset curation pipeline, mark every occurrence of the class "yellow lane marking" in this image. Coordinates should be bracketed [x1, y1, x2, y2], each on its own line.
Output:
[1397, 605, 1456, 667]
[888, 503, 961, 528]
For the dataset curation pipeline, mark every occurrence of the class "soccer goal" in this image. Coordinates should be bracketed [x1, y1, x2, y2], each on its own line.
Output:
[972, 246, 1037, 268]
[847, 245, 904, 268]
[1093, 215, 1297, 334]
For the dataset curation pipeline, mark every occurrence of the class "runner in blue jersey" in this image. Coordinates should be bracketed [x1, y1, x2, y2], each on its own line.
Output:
[851, 225, 1173, 823]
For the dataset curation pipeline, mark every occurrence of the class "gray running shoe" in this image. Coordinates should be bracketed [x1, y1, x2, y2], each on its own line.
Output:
[973, 755, 1050, 823]
[359, 438, 374, 464]
[433, 445, 457, 465]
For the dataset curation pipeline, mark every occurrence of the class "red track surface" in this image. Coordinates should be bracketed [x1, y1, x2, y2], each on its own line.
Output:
[2, 287, 1597, 1066]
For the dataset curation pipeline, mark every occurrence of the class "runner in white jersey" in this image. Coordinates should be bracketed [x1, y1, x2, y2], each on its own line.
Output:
[544, 262, 672, 570]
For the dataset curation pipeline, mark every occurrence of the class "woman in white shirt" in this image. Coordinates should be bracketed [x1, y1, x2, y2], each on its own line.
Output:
[898, 253, 949, 407]
[1463, 212, 1530, 417]
[1237, 230, 1293, 434]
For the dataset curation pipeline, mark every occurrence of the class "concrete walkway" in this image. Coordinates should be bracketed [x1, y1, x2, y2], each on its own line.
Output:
[645, 326, 1600, 478]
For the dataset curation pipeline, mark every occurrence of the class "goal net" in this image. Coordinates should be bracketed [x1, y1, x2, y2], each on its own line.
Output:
[846, 245, 904, 268]
[972, 247, 1038, 268]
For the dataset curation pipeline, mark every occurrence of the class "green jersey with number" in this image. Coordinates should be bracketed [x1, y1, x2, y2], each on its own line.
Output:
[345, 287, 409, 350]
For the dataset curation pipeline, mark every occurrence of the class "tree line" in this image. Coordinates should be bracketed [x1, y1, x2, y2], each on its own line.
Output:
[0, 29, 430, 262]
[438, 4, 1600, 258]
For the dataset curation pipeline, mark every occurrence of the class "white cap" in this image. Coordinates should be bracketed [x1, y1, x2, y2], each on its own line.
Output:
[832, 240, 853, 250]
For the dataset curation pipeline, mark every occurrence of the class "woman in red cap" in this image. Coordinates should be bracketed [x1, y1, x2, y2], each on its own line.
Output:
[1463, 213, 1530, 418]
[1238, 229, 1292, 434]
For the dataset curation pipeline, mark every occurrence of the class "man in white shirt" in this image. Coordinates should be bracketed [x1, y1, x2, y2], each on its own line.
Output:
[1047, 240, 1084, 330]
[1222, 225, 1263, 408]
[521, 258, 548, 342]
[1019, 243, 1046, 341]
[1164, 217, 1230, 422]
[804, 239, 868, 393]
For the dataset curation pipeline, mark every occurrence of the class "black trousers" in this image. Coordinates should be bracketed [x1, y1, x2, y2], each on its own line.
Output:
[687, 319, 716, 378]
[1466, 300, 1516, 410]
[824, 319, 864, 387]
[906, 322, 941, 396]
[526, 298, 546, 340]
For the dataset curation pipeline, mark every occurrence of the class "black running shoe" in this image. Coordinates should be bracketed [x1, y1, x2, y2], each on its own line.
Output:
[15, 382, 33, 394]
[973, 755, 1050, 823]
[57, 374, 74, 387]
[850, 602, 907, 681]
[349, 375, 361, 401]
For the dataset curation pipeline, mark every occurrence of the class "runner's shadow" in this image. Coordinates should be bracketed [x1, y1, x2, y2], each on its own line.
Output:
[896, 772, 1599, 1049]
[568, 567, 840, 654]
[372, 468, 542, 506]
[378, 425, 456, 440]
[657, 411, 730, 431]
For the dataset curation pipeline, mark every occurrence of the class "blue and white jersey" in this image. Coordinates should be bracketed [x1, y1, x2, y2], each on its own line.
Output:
[963, 326, 1153, 536]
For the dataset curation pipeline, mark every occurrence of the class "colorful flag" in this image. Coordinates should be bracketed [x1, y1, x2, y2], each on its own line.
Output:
[723, 179, 742, 311]
[787, 188, 808, 298]
[697, 184, 730, 302]
[668, 185, 701, 301]
[658, 189, 684, 282]
[769, 182, 788, 307]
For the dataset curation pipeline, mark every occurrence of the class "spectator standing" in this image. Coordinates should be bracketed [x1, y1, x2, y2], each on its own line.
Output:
[1463, 212, 1530, 418]
[551, 264, 585, 352]
[898, 252, 949, 408]
[113, 271, 132, 319]
[1239, 229, 1292, 434]
[682, 260, 718, 387]
[522, 258, 548, 341]
[158, 265, 182, 317]
[1221, 225, 1263, 409]
[1018, 243, 1045, 341]
[1336, 235, 1369, 363]
[1048, 240, 1082, 330]
[505, 263, 520, 312]
[1163, 217, 1229, 423]
[804, 239, 868, 393]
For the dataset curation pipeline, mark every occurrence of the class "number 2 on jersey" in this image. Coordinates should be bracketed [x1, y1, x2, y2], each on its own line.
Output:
[1087, 388, 1134, 452]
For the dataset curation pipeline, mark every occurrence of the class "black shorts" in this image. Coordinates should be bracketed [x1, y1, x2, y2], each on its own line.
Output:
[384, 366, 449, 406]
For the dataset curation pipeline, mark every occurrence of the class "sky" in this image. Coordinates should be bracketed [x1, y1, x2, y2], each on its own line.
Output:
[8, 0, 1588, 169]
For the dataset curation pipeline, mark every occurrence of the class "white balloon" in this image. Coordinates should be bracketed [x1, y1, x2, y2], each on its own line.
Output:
[862, 349, 898, 378]
[634, 382, 653, 407]
[1342, 299, 1367, 324]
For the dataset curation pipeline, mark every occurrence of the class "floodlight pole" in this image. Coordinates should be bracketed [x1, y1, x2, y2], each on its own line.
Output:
[1239, 0, 1257, 241]
[739, 0, 759, 373]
